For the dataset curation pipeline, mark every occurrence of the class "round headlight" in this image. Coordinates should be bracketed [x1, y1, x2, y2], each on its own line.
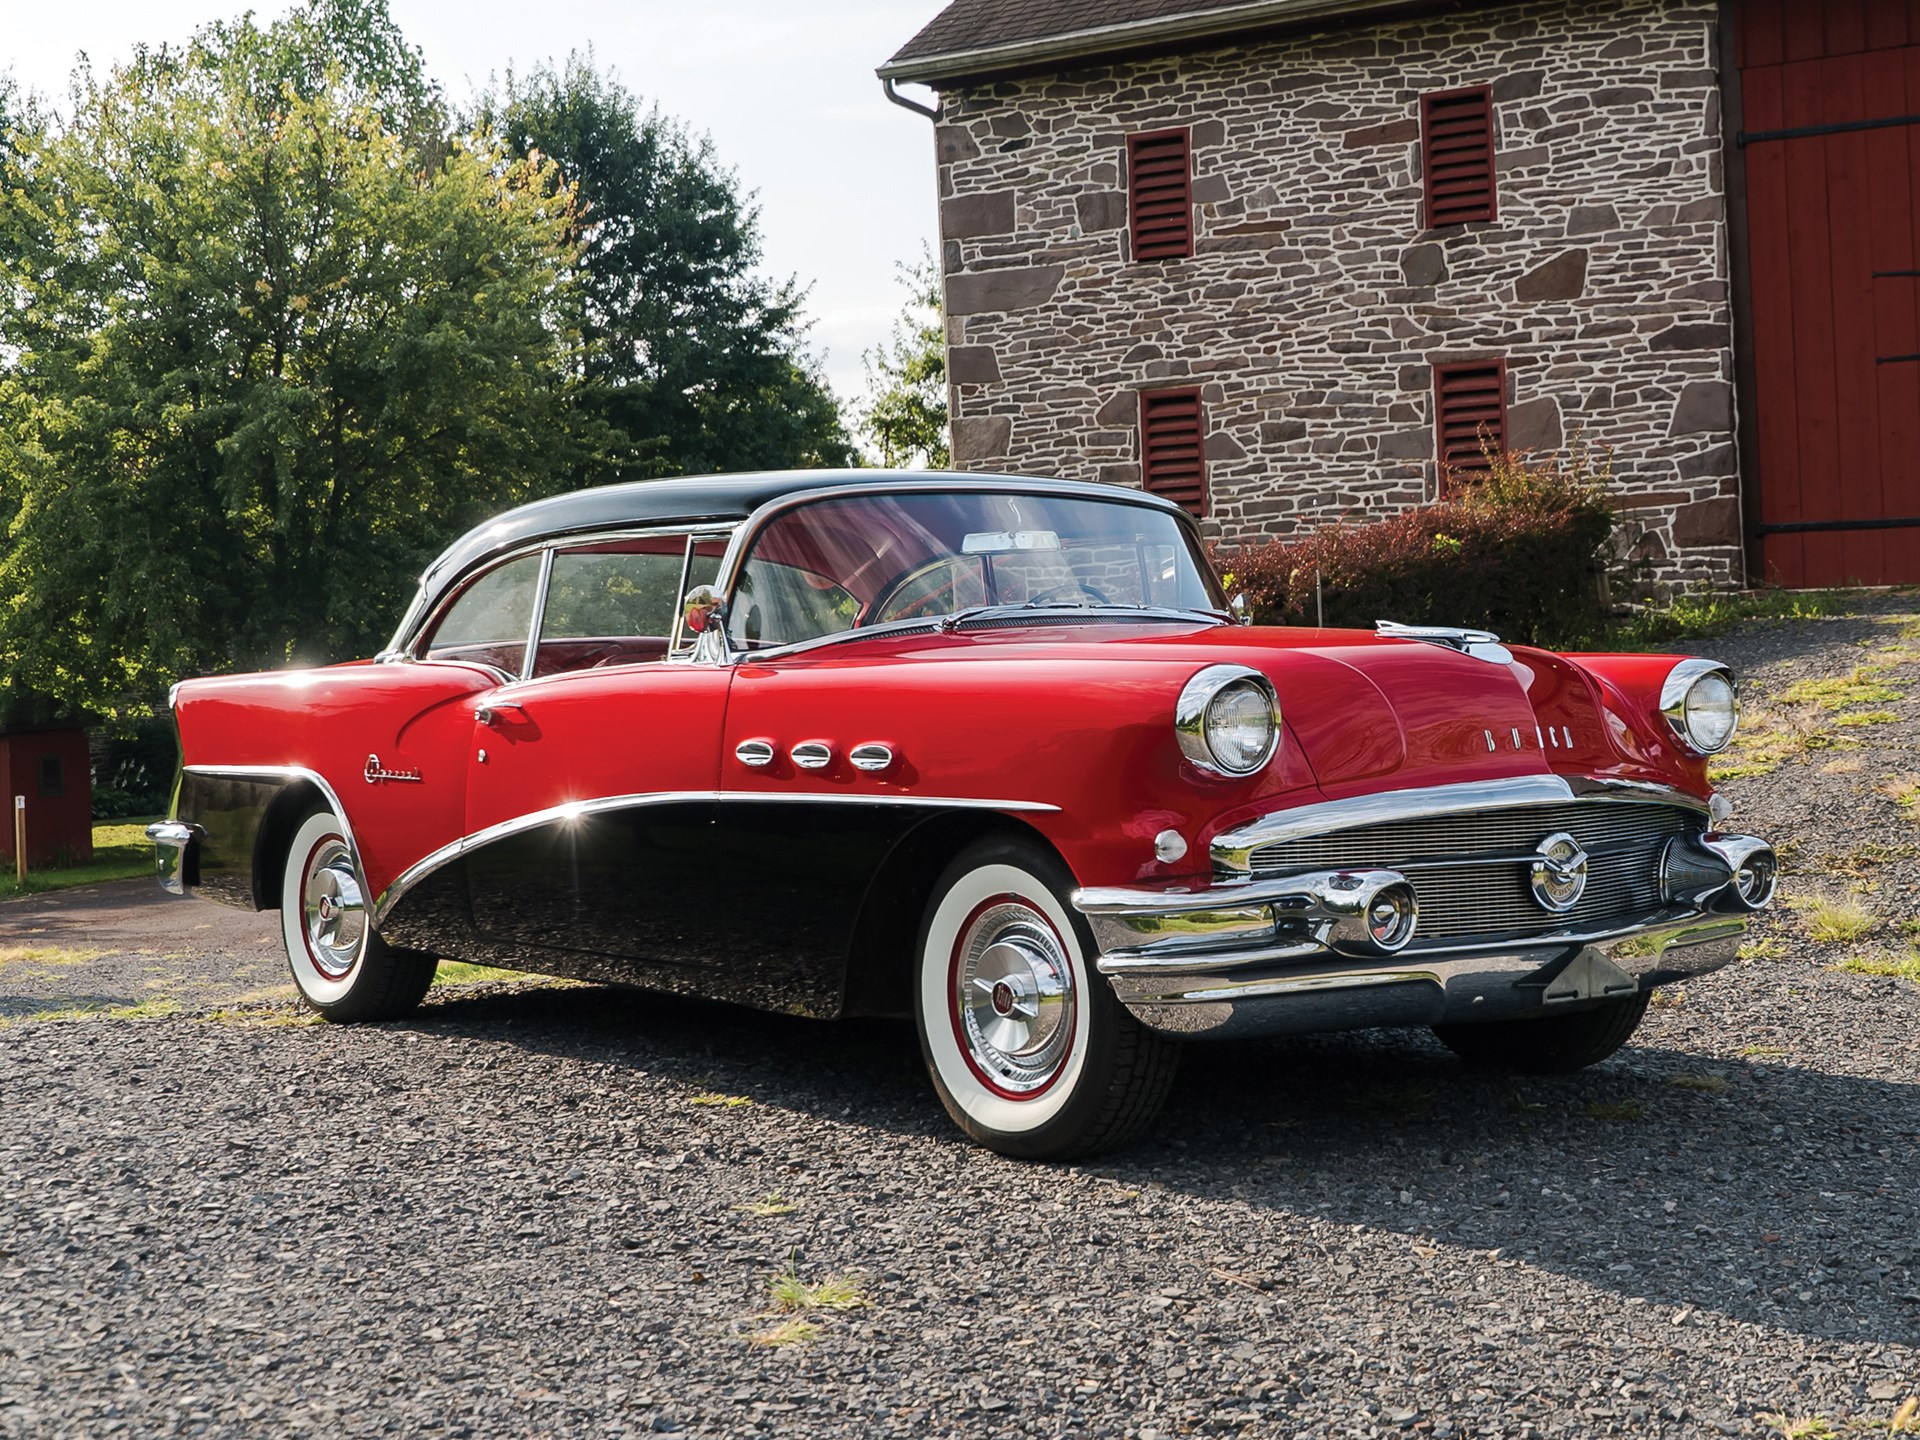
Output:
[1176, 665, 1280, 776]
[1660, 659, 1739, 755]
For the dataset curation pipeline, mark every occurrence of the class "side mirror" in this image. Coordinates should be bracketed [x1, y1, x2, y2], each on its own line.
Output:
[1229, 592, 1252, 626]
[683, 584, 727, 634]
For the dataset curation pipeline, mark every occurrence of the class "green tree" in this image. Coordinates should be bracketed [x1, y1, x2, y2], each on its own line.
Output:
[478, 56, 853, 480]
[0, 1, 584, 717]
[858, 249, 948, 469]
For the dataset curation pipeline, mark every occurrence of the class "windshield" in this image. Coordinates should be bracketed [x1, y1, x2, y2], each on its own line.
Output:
[728, 491, 1226, 650]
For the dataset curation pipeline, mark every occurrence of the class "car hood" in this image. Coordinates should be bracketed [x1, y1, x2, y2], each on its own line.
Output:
[897, 620, 1605, 795]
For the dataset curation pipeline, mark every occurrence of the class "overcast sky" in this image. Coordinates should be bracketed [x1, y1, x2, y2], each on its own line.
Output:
[4, 0, 950, 408]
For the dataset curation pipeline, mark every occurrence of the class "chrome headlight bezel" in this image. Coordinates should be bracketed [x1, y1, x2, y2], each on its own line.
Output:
[1176, 665, 1280, 777]
[1660, 658, 1740, 756]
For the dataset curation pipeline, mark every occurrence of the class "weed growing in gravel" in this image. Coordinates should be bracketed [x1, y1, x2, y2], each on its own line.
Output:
[768, 1260, 868, 1313]
[735, 1193, 796, 1218]
[0, 945, 101, 975]
[690, 1091, 752, 1109]
[1891, 1396, 1919, 1433]
[749, 1319, 821, 1348]
[1738, 1045, 1789, 1058]
[1778, 668, 1905, 711]
[431, 961, 536, 987]
[1625, 586, 1858, 642]
[1882, 775, 1920, 812]
[1832, 710, 1901, 727]
[1738, 938, 1787, 962]
[1650, 985, 1686, 1009]
[1711, 703, 1844, 781]
[0, 997, 182, 1028]
[1802, 898, 1877, 943]
[1667, 1074, 1730, 1094]
[199, 1006, 323, 1028]
[1819, 757, 1866, 775]
[1832, 952, 1920, 984]
[1756, 1412, 1837, 1439]
[1582, 1100, 1645, 1121]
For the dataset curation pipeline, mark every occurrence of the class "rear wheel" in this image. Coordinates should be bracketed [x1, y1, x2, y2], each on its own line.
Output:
[280, 808, 436, 1021]
[914, 837, 1178, 1159]
[1432, 991, 1652, 1074]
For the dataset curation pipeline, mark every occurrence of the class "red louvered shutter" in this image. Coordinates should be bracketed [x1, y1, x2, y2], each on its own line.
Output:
[1139, 388, 1207, 516]
[1128, 129, 1193, 261]
[1421, 87, 1496, 227]
[1433, 361, 1507, 488]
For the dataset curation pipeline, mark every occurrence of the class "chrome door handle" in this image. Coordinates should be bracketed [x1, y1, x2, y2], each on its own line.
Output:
[474, 702, 527, 726]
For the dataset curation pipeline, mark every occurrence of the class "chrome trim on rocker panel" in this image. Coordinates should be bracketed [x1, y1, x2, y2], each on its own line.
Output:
[370, 789, 1063, 929]
[1209, 775, 1710, 875]
[180, 764, 370, 912]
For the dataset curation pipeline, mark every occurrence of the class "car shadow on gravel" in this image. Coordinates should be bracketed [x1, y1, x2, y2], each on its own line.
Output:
[403, 981, 1917, 1349]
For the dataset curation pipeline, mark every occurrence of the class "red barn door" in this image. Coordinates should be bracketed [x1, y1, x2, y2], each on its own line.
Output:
[1737, 0, 1920, 585]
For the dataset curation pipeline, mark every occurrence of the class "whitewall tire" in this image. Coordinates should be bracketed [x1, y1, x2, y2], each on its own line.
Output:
[914, 837, 1178, 1159]
[280, 808, 436, 1021]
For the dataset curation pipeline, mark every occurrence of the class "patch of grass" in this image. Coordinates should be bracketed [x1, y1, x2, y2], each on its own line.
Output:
[749, 1318, 821, 1348]
[431, 961, 535, 987]
[1710, 702, 1846, 782]
[1778, 671, 1904, 711]
[1622, 587, 1859, 644]
[1738, 938, 1787, 962]
[1650, 985, 1686, 1009]
[735, 1192, 796, 1218]
[0, 816, 160, 901]
[1891, 1396, 1919, 1433]
[1804, 898, 1876, 943]
[768, 1262, 868, 1313]
[0, 944, 100, 971]
[198, 1006, 323, 1028]
[1832, 709, 1901, 728]
[1582, 1100, 1645, 1122]
[690, 1091, 752, 1109]
[1667, 1073, 1730, 1094]
[1756, 1413, 1837, 1440]
[0, 997, 182, 1028]
[1831, 952, 1920, 983]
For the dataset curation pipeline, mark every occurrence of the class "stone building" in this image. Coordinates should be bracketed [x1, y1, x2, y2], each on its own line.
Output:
[879, 0, 1920, 590]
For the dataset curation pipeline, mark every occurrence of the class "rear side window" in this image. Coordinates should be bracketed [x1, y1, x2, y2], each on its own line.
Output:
[421, 553, 543, 674]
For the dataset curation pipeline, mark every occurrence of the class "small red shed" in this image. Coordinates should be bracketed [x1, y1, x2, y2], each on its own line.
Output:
[0, 723, 94, 869]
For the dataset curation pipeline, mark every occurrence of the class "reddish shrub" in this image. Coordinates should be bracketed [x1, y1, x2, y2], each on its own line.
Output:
[1213, 449, 1616, 648]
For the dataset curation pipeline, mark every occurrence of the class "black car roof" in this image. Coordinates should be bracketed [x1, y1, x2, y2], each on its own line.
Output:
[412, 468, 1189, 618]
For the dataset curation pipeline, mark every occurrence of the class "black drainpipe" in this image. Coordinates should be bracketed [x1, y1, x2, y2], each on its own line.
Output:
[881, 77, 939, 121]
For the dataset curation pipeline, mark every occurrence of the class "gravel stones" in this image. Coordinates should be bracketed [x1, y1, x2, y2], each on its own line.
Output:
[2, 602, 1918, 1437]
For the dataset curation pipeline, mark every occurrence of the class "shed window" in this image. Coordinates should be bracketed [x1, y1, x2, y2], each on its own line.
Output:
[1421, 87, 1496, 227]
[1433, 361, 1507, 486]
[1139, 388, 1208, 517]
[38, 755, 63, 798]
[1128, 129, 1193, 261]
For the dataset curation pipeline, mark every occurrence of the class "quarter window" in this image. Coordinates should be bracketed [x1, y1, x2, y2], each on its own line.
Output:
[420, 553, 544, 675]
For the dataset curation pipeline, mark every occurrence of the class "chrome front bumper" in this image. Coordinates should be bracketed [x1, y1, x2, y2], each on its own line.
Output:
[1071, 832, 1773, 1040]
[145, 821, 203, 897]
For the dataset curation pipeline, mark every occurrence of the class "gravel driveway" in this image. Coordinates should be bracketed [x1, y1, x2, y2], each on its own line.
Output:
[2, 601, 1917, 1439]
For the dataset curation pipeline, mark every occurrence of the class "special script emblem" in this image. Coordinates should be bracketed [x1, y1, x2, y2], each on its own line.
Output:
[364, 754, 424, 785]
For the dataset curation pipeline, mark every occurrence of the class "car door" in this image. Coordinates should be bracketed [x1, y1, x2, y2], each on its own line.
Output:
[458, 534, 735, 980]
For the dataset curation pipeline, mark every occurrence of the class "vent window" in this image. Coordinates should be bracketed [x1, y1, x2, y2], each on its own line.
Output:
[1139, 387, 1207, 516]
[1128, 129, 1193, 261]
[1433, 361, 1507, 485]
[1421, 87, 1496, 227]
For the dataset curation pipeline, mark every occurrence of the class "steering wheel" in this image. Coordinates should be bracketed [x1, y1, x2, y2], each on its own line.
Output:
[1025, 581, 1112, 608]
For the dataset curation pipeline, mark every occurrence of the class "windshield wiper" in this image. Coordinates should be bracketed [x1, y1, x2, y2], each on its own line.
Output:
[939, 602, 1217, 633]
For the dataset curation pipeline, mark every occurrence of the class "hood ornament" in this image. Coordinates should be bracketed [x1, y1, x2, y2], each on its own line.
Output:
[1375, 620, 1513, 666]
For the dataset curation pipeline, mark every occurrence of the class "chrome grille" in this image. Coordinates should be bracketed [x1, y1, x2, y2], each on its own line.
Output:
[1245, 801, 1699, 941]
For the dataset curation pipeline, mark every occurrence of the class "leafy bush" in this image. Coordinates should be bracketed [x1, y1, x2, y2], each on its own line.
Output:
[1215, 448, 1617, 648]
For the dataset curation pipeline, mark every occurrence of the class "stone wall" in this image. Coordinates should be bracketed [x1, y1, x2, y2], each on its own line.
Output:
[933, 0, 1741, 589]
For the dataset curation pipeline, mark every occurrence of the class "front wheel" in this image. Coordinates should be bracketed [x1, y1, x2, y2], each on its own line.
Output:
[280, 808, 437, 1022]
[914, 837, 1178, 1159]
[1432, 991, 1652, 1074]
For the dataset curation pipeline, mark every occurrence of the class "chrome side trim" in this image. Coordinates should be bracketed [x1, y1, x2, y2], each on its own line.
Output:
[369, 789, 1063, 928]
[1210, 775, 1712, 875]
[180, 764, 369, 913]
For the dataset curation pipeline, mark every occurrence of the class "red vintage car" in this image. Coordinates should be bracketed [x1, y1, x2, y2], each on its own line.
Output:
[149, 471, 1774, 1157]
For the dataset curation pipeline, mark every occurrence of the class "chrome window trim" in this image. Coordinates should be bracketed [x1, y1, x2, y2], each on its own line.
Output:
[1210, 774, 1711, 876]
[520, 546, 556, 681]
[181, 764, 369, 913]
[397, 524, 741, 667]
[369, 789, 1063, 929]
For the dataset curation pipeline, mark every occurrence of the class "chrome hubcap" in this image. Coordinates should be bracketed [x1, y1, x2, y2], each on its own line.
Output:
[955, 900, 1075, 1095]
[302, 840, 365, 980]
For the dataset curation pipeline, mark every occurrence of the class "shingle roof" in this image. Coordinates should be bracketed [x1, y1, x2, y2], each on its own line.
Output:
[881, 0, 1404, 83]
